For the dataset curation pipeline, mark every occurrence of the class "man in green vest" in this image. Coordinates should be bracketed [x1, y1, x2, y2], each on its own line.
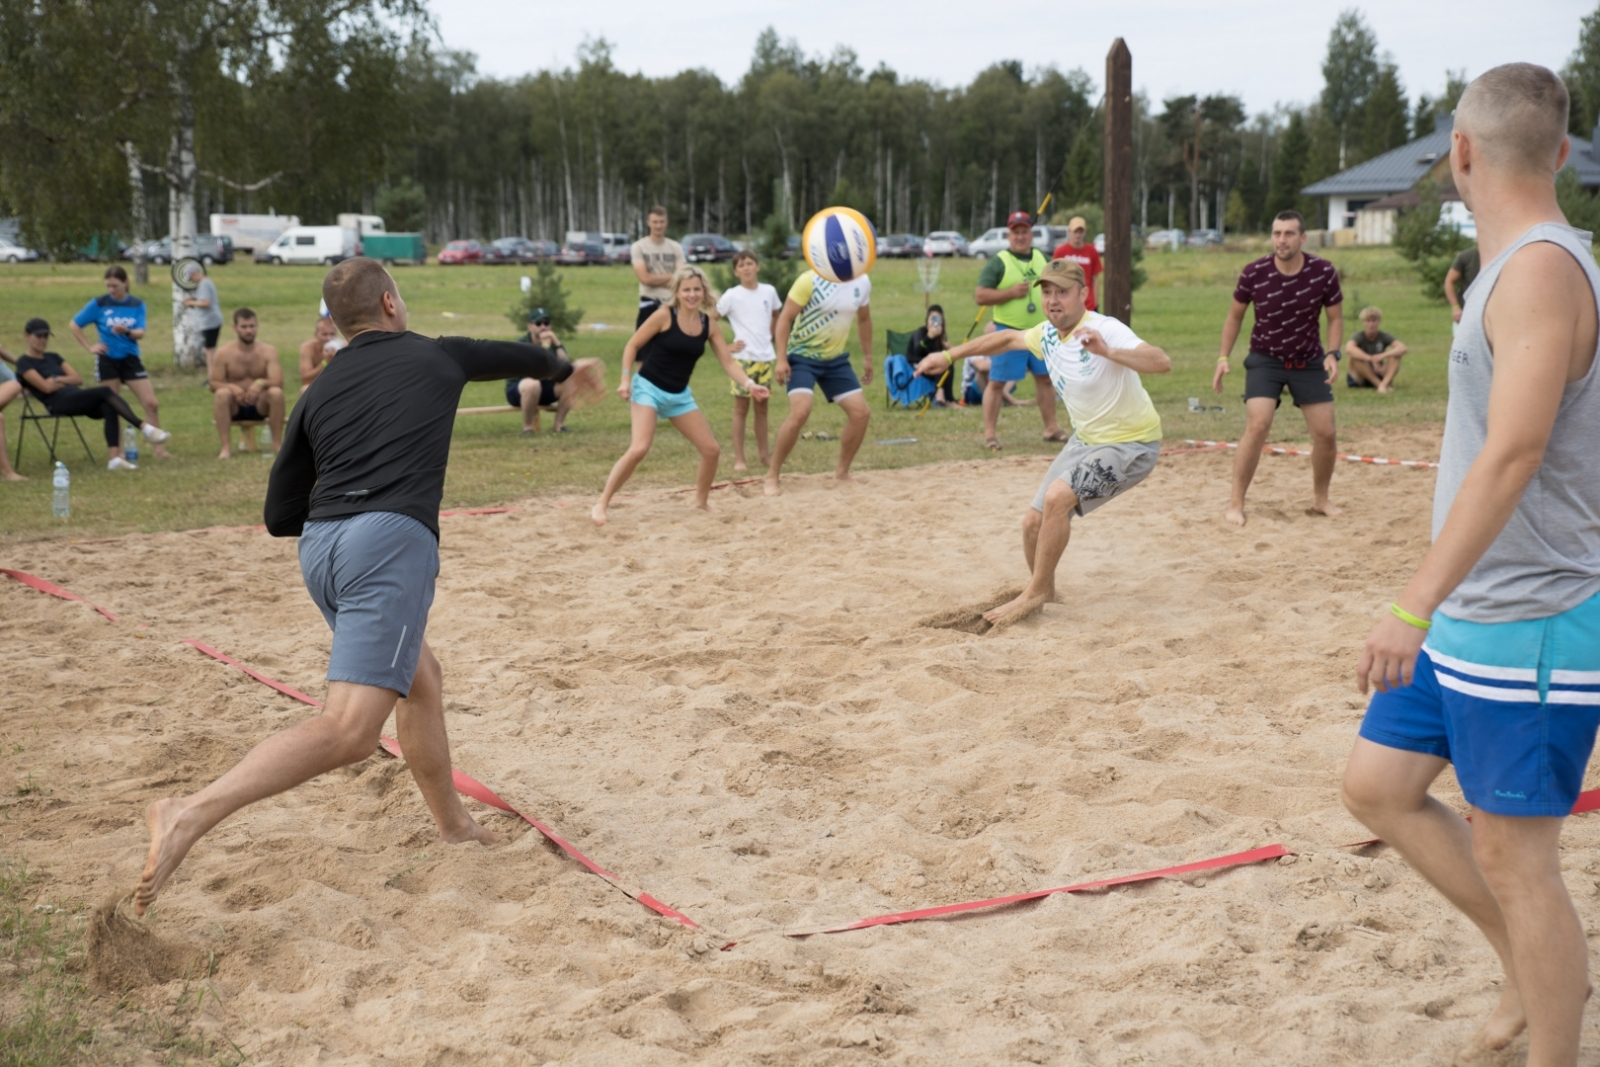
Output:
[974, 212, 1067, 449]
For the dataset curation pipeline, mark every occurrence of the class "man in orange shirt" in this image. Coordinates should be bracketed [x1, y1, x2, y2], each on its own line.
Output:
[1051, 216, 1103, 311]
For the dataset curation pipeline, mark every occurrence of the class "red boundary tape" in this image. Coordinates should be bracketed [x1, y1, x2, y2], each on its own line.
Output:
[1179, 439, 1439, 469]
[2, 568, 119, 621]
[179, 639, 699, 930]
[776, 844, 1289, 941]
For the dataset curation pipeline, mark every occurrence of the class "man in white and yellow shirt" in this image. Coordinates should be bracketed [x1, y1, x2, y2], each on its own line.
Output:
[944, 259, 1172, 627]
[765, 268, 874, 496]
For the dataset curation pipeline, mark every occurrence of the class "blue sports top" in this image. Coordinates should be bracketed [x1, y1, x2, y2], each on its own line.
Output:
[73, 294, 146, 360]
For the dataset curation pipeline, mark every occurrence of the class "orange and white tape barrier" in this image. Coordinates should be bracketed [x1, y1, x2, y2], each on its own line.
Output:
[1178, 439, 1439, 469]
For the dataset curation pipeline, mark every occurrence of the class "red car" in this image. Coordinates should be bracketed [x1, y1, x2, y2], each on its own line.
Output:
[438, 239, 484, 265]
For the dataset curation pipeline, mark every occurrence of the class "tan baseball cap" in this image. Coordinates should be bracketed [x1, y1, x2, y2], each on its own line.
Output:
[1068, 216, 1088, 231]
[1033, 259, 1086, 290]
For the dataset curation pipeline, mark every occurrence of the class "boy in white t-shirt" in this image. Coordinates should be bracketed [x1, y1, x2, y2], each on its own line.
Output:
[716, 250, 783, 471]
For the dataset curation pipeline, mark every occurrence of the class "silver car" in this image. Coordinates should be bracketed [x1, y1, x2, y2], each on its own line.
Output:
[0, 235, 39, 263]
[967, 227, 1009, 260]
[923, 231, 970, 257]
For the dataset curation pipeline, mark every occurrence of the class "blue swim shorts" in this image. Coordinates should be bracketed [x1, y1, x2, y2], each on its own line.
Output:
[1359, 589, 1600, 817]
[298, 511, 438, 697]
[786, 355, 862, 402]
[630, 372, 698, 419]
[988, 349, 1048, 383]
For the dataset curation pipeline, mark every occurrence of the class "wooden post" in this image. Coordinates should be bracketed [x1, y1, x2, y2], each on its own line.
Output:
[1104, 39, 1133, 324]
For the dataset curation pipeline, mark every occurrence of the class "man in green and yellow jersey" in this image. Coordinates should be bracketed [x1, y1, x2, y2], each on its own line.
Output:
[764, 268, 873, 496]
[945, 259, 1172, 627]
[973, 211, 1068, 450]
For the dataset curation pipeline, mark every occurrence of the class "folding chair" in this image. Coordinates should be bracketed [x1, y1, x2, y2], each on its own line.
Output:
[884, 329, 915, 409]
[14, 392, 95, 471]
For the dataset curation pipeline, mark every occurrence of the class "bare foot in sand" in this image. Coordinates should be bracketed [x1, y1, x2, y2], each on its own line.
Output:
[590, 502, 608, 527]
[763, 473, 781, 497]
[1225, 505, 1247, 527]
[733, 459, 748, 473]
[440, 818, 499, 848]
[135, 798, 199, 917]
[1309, 498, 1342, 518]
[834, 471, 856, 485]
[1454, 987, 1526, 1063]
[982, 589, 1050, 627]
[694, 499, 714, 514]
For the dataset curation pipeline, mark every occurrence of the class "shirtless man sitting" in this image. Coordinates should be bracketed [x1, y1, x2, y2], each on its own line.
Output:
[298, 316, 345, 388]
[209, 307, 284, 458]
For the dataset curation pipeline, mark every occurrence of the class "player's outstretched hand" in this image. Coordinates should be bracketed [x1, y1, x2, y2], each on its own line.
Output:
[1076, 328, 1108, 358]
[564, 358, 607, 408]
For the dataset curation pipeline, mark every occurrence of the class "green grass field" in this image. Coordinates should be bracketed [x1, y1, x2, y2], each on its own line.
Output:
[0, 245, 1455, 540]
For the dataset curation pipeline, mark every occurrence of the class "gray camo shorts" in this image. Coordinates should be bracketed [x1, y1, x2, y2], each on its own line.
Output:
[1031, 435, 1160, 516]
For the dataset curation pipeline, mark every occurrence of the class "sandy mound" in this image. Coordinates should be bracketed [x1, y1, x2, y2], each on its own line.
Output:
[86, 893, 209, 993]
[4, 431, 1598, 1065]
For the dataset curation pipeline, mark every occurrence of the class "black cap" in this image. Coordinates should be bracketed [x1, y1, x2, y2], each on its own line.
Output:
[527, 306, 550, 324]
[24, 317, 50, 336]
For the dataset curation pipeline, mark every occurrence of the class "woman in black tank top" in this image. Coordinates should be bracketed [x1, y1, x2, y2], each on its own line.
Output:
[593, 266, 771, 526]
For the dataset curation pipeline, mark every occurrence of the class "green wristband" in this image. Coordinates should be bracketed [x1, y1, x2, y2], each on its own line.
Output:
[1390, 602, 1432, 630]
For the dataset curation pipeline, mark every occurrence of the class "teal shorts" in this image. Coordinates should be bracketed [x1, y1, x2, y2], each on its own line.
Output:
[988, 349, 1047, 382]
[630, 372, 698, 419]
[1360, 589, 1600, 817]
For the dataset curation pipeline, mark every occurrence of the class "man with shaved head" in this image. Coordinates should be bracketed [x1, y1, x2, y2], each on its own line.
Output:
[1343, 64, 1600, 1066]
[133, 258, 590, 920]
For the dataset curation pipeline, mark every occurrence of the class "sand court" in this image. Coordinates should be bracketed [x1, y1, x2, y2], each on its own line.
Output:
[5, 435, 1600, 1065]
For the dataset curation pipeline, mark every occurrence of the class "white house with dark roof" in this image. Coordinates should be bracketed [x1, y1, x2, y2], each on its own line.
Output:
[1302, 115, 1600, 243]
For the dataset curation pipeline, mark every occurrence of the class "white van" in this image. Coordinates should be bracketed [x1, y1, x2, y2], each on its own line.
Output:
[337, 213, 386, 236]
[264, 226, 359, 265]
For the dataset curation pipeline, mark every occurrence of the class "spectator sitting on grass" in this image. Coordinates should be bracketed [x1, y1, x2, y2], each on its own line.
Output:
[0, 340, 24, 481]
[299, 316, 345, 388]
[504, 308, 603, 435]
[1343, 306, 1407, 393]
[906, 305, 958, 406]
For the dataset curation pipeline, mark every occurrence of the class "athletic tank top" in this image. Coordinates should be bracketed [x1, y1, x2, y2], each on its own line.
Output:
[637, 308, 709, 394]
[1437, 222, 1600, 623]
[992, 248, 1048, 329]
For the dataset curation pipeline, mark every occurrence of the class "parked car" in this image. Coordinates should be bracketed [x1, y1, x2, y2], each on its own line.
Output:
[924, 231, 969, 257]
[485, 237, 536, 264]
[141, 233, 234, 265]
[557, 241, 607, 266]
[602, 232, 632, 264]
[878, 234, 924, 258]
[1188, 229, 1222, 247]
[264, 226, 360, 265]
[682, 233, 737, 263]
[1034, 225, 1069, 255]
[437, 239, 485, 265]
[1145, 228, 1188, 249]
[967, 227, 1008, 260]
[0, 235, 39, 263]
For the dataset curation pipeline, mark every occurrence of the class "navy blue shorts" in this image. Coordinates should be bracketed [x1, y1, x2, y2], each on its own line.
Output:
[298, 511, 438, 697]
[787, 355, 861, 402]
[1359, 591, 1600, 817]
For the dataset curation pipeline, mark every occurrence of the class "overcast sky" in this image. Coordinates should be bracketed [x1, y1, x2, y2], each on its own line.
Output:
[426, 0, 1585, 117]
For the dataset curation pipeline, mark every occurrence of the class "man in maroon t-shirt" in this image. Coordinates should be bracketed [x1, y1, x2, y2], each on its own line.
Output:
[1212, 210, 1345, 527]
[1051, 216, 1103, 311]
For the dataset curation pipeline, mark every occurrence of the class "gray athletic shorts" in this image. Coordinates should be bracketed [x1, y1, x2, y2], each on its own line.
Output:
[1031, 435, 1160, 516]
[298, 511, 438, 697]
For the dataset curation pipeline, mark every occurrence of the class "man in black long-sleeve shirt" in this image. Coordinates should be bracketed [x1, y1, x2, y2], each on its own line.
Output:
[135, 259, 578, 916]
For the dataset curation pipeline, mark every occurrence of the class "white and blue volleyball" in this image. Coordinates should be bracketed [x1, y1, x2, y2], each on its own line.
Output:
[802, 207, 877, 283]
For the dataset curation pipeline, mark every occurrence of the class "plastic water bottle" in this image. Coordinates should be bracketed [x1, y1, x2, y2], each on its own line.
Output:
[52, 462, 69, 518]
[122, 423, 139, 465]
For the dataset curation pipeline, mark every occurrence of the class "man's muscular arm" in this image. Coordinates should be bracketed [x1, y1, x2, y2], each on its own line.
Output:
[1359, 243, 1592, 694]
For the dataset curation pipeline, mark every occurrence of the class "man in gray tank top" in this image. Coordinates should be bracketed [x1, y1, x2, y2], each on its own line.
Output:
[1341, 65, 1600, 1066]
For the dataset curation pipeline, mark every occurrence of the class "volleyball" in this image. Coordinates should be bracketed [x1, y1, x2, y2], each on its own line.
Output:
[801, 206, 877, 283]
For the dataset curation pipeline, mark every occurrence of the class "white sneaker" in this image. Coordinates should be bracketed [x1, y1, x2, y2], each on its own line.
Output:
[108, 456, 138, 471]
[140, 422, 171, 444]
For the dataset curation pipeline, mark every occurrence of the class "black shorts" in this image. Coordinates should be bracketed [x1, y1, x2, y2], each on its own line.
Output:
[1243, 351, 1332, 408]
[202, 327, 221, 349]
[504, 379, 556, 407]
[234, 403, 266, 422]
[95, 353, 148, 383]
[636, 298, 661, 327]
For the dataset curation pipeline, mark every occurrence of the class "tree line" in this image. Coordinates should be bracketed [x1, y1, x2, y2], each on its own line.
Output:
[1, 3, 1597, 258]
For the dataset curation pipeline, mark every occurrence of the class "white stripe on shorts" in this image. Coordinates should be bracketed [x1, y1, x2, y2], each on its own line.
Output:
[1435, 672, 1541, 703]
[391, 625, 408, 669]
[1425, 648, 1538, 683]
